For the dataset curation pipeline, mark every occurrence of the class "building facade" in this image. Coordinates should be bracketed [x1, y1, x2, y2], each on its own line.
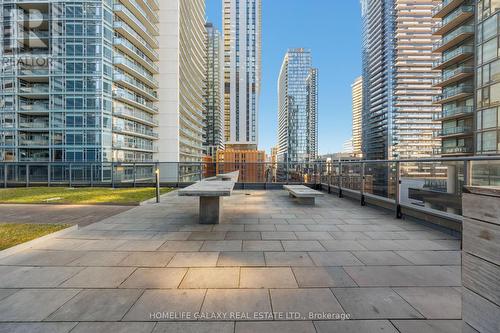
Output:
[204, 23, 224, 157]
[157, 0, 206, 165]
[277, 49, 318, 163]
[223, 0, 262, 150]
[351, 76, 363, 157]
[216, 148, 266, 182]
[432, 0, 475, 156]
[0, 0, 160, 180]
[361, 0, 441, 161]
[475, 0, 500, 155]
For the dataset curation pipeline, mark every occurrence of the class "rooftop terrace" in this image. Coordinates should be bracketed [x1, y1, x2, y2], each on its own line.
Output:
[0, 189, 462, 332]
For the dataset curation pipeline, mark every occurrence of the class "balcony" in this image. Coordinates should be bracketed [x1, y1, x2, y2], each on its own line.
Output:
[432, 66, 474, 87]
[433, 84, 473, 104]
[433, 106, 474, 121]
[432, 45, 474, 69]
[432, 5, 474, 36]
[439, 125, 473, 138]
[113, 125, 159, 140]
[433, 0, 465, 18]
[114, 106, 159, 126]
[440, 145, 474, 155]
[19, 101, 49, 113]
[18, 84, 49, 98]
[432, 25, 474, 53]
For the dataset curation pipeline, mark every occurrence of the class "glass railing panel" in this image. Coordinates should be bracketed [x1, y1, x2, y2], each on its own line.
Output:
[400, 161, 464, 216]
[364, 162, 397, 200]
[471, 160, 500, 187]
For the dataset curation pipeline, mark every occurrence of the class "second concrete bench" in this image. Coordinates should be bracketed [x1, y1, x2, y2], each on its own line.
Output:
[283, 185, 324, 205]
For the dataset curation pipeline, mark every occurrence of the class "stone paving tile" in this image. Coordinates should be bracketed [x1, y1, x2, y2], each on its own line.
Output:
[314, 320, 398, 333]
[153, 322, 233, 333]
[240, 267, 297, 288]
[261, 232, 297, 240]
[393, 287, 462, 319]
[188, 232, 227, 241]
[0, 266, 82, 288]
[395, 251, 461, 265]
[244, 225, 276, 232]
[282, 240, 325, 252]
[242, 240, 283, 251]
[167, 252, 220, 267]
[118, 252, 175, 267]
[309, 252, 364, 266]
[295, 232, 333, 240]
[151, 232, 192, 241]
[114, 240, 166, 251]
[75, 239, 128, 251]
[344, 266, 461, 287]
[390, 320, 462, 333]
[67, 251, 131, 266]
[236, 321, 316, 333]
[275, 225, 308, 232]
[292, 267, 357, 288]
[264, 252, 314, 266]
[159, 241, 203, 252]
[32, 238, 90, 251]
[332, 288, 423, 319]
[213, 225, 245, 232]
[179, 268, 240, 289]
[0, 323, 77, 333]
[319, 240, 367, 251]
[0, 289, 18, 302]
[352, 251, 413, 266]
[120, 268, 187, 289]
[201, 240, 242, 251]
[270, 289, 344, 320]
[217, 252, 265, 267]
[201, 289, 272, 320]
[305, 225, 341, 232]
[225, 231, 261, 240]
[0, 289, 80, 321]
[48, 289, 142, 321]
[329, 231, 371, 240]
[124, 290, 206, 321]
[71, 322, 156, 333]
[0, 250, 83, 266]
[61, 267, 135, 288]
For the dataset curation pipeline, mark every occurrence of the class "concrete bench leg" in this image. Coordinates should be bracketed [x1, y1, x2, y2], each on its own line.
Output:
[297, 197, 315, 205]
[199, 196, 222, 224]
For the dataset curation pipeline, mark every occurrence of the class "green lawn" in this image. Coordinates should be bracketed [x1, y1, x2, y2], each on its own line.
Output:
[0, 187, 173, 205]
[0, 224, 70, 251]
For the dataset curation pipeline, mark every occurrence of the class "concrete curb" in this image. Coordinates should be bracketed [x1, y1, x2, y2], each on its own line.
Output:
[0, 225, 78, 260]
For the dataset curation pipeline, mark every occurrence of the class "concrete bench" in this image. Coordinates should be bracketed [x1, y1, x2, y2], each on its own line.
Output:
[178, 171, 239, 224]
[283, 185, 324, 205]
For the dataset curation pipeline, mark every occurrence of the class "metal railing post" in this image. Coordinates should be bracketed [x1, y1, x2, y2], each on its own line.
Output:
[26, 164, 30, 187]
[328, 164, 332, 193]
[286, 161, 289, 183]
[361, 162, 366, 206]
[90, 163, 94, 187]
[69, 163, 72, 187]
[4, 164, 7, 188]
[111, 162, 115, 188]
[464, 159, 472, 187]
[338, 162, 343, 198]
[133, 163, 137, 187]
[395, 161, 402, 219]
[47, 164, 51, 187]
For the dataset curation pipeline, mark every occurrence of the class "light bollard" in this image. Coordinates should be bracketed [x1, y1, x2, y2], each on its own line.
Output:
[155, 168, 160, 203]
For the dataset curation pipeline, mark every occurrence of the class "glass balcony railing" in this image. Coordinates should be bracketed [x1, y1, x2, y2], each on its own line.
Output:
[433, 45, 474, 68]
[19, 84, 49, 94]
[113, 125, 159, 138]
[433, 66, 474, 85]
[433, 106, 474, 120]
[433, 85, 473, 103]
[19, 102, 50, 112]
[114, 106, 158, 125]
[439, 126, 472, 137]
[19, 67, 49, 76]
[432, 25, 474, 51]
[441, 146, 474, 154]
[432, 5, 474, 34]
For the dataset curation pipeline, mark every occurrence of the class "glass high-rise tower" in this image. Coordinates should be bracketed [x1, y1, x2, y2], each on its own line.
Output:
[0, 0, 160, 180]
[223, 0, 262, 150]
[277, 49, 318, 163]
[361, 0, 441, 161]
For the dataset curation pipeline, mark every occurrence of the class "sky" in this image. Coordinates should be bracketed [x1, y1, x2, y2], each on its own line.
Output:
[206, 0, 362, 155]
